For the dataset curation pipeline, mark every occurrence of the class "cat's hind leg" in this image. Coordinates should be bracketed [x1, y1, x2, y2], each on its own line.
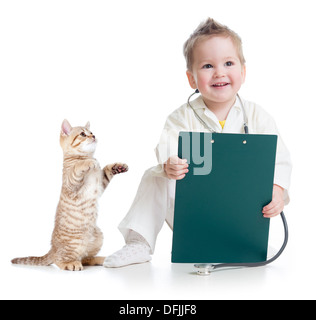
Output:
[82, 256, 105, 266]
[81, 227, 104, 266]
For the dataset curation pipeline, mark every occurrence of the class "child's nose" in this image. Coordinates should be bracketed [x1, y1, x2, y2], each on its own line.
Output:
[214, 66, 225, 78]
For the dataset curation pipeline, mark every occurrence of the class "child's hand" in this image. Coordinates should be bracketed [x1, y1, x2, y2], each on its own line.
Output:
[164, 155, 189, 180]
[262, 184, 285, 218]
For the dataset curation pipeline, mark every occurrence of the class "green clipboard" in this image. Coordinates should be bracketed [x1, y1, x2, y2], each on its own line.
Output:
[172, 132, 277, 263]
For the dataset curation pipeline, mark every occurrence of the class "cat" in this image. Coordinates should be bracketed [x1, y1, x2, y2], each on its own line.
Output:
[11, 119, 128, 271]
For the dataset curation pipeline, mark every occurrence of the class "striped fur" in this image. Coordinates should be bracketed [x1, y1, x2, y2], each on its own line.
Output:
[11, 120, 128, 271]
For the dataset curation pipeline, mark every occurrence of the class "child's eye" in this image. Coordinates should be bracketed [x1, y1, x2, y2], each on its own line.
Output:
[202, 64, 213, 69]
[225, 61, 233, 67]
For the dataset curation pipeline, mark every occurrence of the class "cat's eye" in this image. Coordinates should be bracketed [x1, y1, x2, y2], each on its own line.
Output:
[80, 132, 86, 137]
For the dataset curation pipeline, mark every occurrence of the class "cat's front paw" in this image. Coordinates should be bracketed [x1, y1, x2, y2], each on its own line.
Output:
[111, 163, 129, 175]
[81, 159, 98, 173]
[57, 261, 83, 271]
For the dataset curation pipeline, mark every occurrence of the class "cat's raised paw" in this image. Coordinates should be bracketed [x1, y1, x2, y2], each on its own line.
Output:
[111, 163, 129, 175]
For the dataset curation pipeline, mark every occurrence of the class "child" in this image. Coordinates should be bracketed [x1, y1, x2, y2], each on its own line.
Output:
[103, 18, 292, 268]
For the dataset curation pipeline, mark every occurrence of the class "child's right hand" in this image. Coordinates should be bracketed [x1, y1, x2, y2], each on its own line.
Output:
[164, 155, 189, 180]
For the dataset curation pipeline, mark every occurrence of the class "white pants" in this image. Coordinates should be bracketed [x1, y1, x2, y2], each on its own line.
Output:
[118, 166, 176, 254]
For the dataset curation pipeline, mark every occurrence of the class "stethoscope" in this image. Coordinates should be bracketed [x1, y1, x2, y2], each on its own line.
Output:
[187, 89, 249, 134]
[186, 89, 289, 275]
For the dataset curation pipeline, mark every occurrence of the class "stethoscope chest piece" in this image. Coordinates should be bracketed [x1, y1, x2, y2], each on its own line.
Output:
[194, 264, 214, 276]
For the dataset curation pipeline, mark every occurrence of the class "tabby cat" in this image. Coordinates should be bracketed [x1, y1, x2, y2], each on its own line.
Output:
[11, 119, 128, 271]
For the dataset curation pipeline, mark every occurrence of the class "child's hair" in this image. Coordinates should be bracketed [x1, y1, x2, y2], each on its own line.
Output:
[183, 18, 246, 71]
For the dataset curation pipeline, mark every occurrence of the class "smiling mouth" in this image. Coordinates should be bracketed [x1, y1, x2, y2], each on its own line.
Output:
[212, 83, 230, 87]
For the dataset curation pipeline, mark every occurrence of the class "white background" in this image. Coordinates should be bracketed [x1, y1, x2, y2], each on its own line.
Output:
[0, 0, 315, 300]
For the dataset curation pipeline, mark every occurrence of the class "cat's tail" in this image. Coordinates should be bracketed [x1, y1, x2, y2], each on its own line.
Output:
[11, 250, 54, 266]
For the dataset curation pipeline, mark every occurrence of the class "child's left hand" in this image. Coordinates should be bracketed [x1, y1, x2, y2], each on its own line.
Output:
[262, 184, 285, 218]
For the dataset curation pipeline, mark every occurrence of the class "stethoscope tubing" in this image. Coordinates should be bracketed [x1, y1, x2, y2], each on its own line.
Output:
[186, 90, 288, 274]
[187, 90, 249, 134]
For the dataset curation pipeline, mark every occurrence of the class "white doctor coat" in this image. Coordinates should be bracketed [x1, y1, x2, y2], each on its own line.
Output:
[119, 95, 292, 253]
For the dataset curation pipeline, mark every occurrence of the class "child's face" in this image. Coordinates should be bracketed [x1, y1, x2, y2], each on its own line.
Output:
[186, 36, 246, 108]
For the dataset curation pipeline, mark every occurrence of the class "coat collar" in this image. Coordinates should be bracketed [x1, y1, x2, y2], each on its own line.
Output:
[188, 94, 244, 133]
[189, 94, 242, 112]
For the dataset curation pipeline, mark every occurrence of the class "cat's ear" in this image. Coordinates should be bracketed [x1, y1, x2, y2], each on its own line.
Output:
[85, 121, 90, 130]
[61, 119, 72, 136]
